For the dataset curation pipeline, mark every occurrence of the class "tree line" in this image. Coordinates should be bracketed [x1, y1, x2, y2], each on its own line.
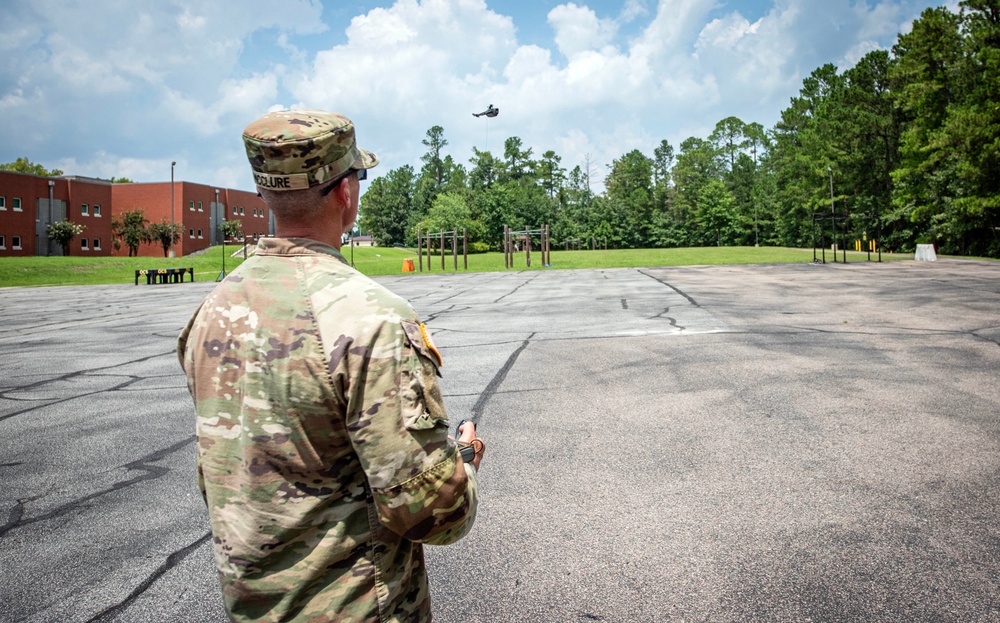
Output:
[359, 1, 999, 258]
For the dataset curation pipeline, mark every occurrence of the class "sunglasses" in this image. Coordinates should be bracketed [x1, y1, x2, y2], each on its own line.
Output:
[320, 168, 367, 196]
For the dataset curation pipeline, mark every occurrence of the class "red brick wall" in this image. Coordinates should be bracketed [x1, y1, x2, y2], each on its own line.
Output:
[222, 188, 270, 242]
[112, 182, 177, 257]
[1, 172, 271, 258]
[67, 179, 113, 256]
[0, 172, 70, 256]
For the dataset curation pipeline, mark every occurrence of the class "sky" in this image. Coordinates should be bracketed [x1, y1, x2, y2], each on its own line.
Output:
[0, 0, 951, 193]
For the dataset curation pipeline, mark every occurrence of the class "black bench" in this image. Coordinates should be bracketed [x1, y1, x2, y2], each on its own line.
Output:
[135, 267, 194, 285]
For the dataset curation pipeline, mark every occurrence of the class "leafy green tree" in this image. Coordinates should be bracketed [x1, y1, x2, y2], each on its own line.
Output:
[46, 220, 84, 255]
[947, 0, 1000, 256]
[440, 155, 469, 196]
[1, 157, 63, 176]
[769, 64, 845, 247]
[672, 137, 721, 243]
[729, 153, 759, 245]
[586, 195, 628, 248]
[652, 140, 675, 188]
[537, 150, 565, 200]
[417, 192, 483, 243]
[412, 126, 449, 220]
[111, 209, 150, 256]
[420, 125, 448, 190]
[502, 136, 534, 182]
[889, 7, 965, 251]
[468, 148, 500, 190]
[109, 177, 134, 184]
[695, 179, 737, 246]
[834, 50, 900, 249]
[742, 123, 768, 166]
[605, 149, 654, 247]
[148, 219, 185, 257]
[473, 183, 518, 249]
[710, 116, 747, 173]
[553, 165, 595, 246]
[359, 165, 416, 246]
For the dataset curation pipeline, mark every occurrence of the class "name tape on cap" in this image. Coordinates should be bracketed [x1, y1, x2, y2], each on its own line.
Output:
[254, 172, 310, 191]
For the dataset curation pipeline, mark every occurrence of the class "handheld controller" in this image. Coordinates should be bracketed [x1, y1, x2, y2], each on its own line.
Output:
[456, 420, 476, 464]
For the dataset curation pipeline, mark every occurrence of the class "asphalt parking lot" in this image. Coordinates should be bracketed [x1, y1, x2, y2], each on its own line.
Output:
[1, 258, 998, 622]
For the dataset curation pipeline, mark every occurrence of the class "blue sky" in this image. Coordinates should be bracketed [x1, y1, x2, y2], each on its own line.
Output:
[0, 0, 948, 193]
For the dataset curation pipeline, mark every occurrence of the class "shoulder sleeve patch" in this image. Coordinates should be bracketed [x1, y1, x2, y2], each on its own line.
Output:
[401, 319, 443, 368]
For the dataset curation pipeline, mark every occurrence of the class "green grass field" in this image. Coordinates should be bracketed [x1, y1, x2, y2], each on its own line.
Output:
[0, 244, 921, 288]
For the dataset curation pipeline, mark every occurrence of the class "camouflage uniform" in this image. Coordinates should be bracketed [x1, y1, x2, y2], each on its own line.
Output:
[178, 110, 478, 623]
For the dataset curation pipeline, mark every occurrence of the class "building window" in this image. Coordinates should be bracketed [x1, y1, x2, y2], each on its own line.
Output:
[81, 203, 89, 216]
[0, 197, 5, 210]
[94, 204, 101, 217]
[239, 206, 245, 215]
[0, 236, 5, 249]
[81, 238, 89, 250]
[197, 228, 203, 239]
[13, 198, 22, 212]
[233, 206, 238, 215]
[189, 200, 195, 211]
[189, 228, 195, 238]
[94, 238, 101, 250]
[198, 201, 203, 212]
[13, 236, 22, 250]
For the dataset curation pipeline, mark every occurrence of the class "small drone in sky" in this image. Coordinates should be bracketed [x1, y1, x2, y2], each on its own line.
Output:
[473, 104, 499, 118]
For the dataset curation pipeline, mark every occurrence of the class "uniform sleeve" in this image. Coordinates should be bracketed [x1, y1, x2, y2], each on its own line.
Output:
[344, 318, 478, 544]
[177, 305, 208, 504]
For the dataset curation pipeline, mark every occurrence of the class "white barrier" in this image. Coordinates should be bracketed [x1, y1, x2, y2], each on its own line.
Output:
[915, 244, 937, 261]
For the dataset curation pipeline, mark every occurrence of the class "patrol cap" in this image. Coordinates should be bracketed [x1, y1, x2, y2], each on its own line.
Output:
[242, 110, 379, 192]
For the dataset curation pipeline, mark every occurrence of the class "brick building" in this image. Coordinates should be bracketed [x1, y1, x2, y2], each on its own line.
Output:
[0, 171, 270, 258]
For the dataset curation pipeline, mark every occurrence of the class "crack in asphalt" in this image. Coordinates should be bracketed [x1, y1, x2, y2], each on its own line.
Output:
[0, 350, 177, 423]
[651, 307, 684, 330]
[2, 498, 28, 536]
[637, 269, 702, 307]
[0, 376, 145, 422]
[85, 531, 213, 623]
[424, 304, 458, 324]
[1, 350, 174, 394]
[469, 333, 535, 423]
[0, 436, 196, 539]
[492, 275, 539, 304]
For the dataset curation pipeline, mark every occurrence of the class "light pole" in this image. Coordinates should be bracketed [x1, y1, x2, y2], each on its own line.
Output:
[169, 161, 176, 258]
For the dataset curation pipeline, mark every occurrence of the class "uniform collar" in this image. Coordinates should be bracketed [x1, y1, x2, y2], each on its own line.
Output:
[255, 237, 349, 265]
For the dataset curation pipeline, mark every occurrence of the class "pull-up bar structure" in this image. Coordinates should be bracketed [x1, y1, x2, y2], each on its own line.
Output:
[812, 208, 883, 264]
[416, 228, 468, 272]
[504, 224, 551, 269]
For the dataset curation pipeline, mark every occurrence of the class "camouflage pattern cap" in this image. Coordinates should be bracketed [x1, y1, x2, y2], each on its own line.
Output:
[242, 110, 379, 192]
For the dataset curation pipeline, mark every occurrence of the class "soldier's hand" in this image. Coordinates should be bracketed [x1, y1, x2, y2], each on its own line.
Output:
[457, 421, 486, 471]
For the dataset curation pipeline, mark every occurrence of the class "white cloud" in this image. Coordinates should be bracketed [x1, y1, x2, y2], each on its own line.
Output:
[548, 3, 618, 58]
[0, 0, 327, 188]
[620, 0, 650, 23]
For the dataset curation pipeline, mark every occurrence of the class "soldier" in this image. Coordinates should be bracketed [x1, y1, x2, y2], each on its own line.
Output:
[178, 109, 485, 622]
